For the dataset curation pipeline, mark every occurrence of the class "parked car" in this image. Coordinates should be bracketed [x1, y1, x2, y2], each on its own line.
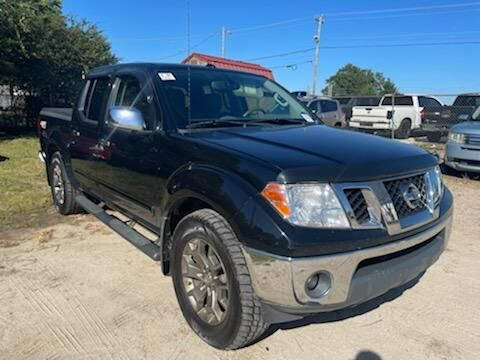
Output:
[350, 94, 443, 139]
[301, 96, 346, 127]
[445, 106, 480, 176]
[423, 93, 480, 142]
[291, 90, 308, 99]
[38, 63, 452, 349]
[335, 96, 381, 122]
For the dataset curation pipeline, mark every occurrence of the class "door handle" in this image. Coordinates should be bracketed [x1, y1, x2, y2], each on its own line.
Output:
[72, 130, 81, 137]
[99, 139, 111, 147]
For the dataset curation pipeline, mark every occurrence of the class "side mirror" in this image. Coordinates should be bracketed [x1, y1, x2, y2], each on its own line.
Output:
[109, 106, 145, 131]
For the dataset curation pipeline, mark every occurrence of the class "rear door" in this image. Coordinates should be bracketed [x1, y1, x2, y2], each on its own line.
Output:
[70, 77, 111, 193]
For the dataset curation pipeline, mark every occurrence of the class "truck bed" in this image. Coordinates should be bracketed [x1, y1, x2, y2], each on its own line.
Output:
[39, 108, 72, 121]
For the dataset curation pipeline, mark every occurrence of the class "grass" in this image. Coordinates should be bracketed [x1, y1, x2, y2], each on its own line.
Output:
[0, 136, 52, 232]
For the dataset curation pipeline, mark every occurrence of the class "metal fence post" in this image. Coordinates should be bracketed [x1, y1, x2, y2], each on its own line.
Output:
[391, 92, 396, 139]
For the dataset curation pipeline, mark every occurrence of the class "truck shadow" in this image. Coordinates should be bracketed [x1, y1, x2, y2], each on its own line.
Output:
[256, 273, 424, 346]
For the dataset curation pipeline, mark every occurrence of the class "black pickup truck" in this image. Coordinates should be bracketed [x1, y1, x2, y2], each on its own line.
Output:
[423, 93, 480, 141]
[38, 63, 453, 350]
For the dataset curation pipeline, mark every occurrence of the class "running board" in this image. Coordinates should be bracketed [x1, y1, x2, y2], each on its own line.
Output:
[76, 195, 162, 261]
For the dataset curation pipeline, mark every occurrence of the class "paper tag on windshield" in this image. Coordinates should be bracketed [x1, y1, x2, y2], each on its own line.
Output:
[301, 113, 314, 123]
[158, 72, 176, 81]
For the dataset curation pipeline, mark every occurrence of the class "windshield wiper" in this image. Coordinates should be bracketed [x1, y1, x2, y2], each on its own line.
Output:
[249, 118, 309, 125]
[185, 119, 251, 129]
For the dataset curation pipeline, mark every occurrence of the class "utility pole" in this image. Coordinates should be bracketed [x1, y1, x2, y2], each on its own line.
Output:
[312, 15, 324, 96]
[221, 26, 227, 57]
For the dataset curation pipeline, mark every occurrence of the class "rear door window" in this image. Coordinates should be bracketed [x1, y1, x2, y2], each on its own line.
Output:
[84, 78, 110, 122]
[381, 96, 414, 106]
[320, 100, 338, 112]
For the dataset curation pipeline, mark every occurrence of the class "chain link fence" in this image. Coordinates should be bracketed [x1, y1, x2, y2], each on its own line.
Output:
[331, 93, 480, 143]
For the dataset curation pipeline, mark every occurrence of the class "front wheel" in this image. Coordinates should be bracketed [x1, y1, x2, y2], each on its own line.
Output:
[172, 209, 268, 349]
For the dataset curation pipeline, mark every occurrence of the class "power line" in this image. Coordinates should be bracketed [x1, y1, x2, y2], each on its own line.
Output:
[324, 1, 480, 17]
[247, 47, 315, 61]
[246, 40, 480, 62]
[321, 40, 480, 50]
[269, 60, 313, 69]
[326, 30, 480, 42]
[152, 32, 217, 61]
[327, 7, 480, 23]
[228, 2, 480, 34]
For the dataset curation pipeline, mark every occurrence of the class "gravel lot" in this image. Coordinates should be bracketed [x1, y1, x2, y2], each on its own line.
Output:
[1, 175, 479, 360]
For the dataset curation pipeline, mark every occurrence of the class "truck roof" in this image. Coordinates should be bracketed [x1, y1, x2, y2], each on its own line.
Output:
[88, 62, 269, 79]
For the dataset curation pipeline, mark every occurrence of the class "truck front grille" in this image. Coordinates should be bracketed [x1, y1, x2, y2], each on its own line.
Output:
[334, 170, 439, 235]
[384, 174, 427, 218]
[344, 189, 370, 224]
[466, 134, 480, 146]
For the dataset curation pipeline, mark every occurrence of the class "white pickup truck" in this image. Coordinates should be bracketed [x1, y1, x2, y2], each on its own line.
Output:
[349, 94, 443, 139]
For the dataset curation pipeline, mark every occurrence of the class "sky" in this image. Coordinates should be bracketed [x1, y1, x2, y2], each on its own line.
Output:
[63, 0, 480, 97]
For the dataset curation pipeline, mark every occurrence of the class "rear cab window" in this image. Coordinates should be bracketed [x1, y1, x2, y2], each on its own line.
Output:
[419, 97, 442, 107]
[381, 96, 414, 106]
[356, 97, 380, 106]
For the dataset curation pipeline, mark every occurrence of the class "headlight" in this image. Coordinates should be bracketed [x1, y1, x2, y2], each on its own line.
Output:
[261, 183, 350, 228]
[426, 165, 444, 205]
[448, 132, 465, 144]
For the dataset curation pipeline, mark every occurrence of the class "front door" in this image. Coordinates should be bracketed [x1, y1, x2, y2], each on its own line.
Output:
[95, 70, 163, 226]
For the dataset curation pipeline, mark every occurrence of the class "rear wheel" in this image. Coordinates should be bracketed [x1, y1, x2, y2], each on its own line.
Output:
[426, 133, 442, 142]
[172, 209, 268, 349]
[49, 152, 82, 215]
[395, 119, 411, 139]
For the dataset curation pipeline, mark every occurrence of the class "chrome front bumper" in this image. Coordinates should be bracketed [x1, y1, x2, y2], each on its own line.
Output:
[242, 212, 452, 314]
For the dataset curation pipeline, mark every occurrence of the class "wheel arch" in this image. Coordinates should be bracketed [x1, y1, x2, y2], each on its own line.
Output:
[160, 165, 258, 275]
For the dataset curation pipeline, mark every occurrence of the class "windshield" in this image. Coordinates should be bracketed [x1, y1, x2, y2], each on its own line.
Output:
[453, 96, 480, 107]
[160, 69, 311, 128]
[472, 106, 480, 120]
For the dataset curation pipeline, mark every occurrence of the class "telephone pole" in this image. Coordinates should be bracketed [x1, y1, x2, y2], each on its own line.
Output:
[221, 26, 227, 57]
[311, 15, 324, 96]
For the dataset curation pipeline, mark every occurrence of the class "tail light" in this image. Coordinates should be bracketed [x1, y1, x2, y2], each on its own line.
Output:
[35, 115, 41, 135]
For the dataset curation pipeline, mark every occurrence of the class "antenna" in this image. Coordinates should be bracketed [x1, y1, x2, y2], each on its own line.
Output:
[186, 0, 192, 126]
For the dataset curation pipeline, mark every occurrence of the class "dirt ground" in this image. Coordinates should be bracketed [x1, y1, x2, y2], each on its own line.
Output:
[1, 175, 479, 360]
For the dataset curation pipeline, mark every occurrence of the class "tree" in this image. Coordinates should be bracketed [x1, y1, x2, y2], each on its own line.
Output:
[0, 0, 118, 117]
[322, 64, 397, 96]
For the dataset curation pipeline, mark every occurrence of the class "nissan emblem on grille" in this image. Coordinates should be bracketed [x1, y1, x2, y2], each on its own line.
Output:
[401, 183, 422, 210]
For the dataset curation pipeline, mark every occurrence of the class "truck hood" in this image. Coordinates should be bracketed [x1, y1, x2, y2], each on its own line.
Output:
[188, 125, 437, 183]
[451, 121, 480, 135]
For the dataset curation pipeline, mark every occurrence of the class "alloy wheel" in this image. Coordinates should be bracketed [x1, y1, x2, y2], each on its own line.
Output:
[181, 237, 229, 326]
[52, 164, 65, 205]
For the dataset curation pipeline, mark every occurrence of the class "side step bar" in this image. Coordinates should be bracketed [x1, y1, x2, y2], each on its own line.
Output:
[76, 195, 162, 261]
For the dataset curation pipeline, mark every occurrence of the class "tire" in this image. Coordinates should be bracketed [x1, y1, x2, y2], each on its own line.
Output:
[49, 152, 82, 215]
[171, 209, 268, 350]
[395, 119, 411, 139]
[426, 133, 442, 143]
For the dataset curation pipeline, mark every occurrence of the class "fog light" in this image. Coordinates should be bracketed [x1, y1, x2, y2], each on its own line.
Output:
[306, 274, 319, 291]
[305, 272, 331, 298]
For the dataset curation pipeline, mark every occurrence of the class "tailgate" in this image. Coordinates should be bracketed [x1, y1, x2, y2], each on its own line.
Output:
[351, 107, 389, 122]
